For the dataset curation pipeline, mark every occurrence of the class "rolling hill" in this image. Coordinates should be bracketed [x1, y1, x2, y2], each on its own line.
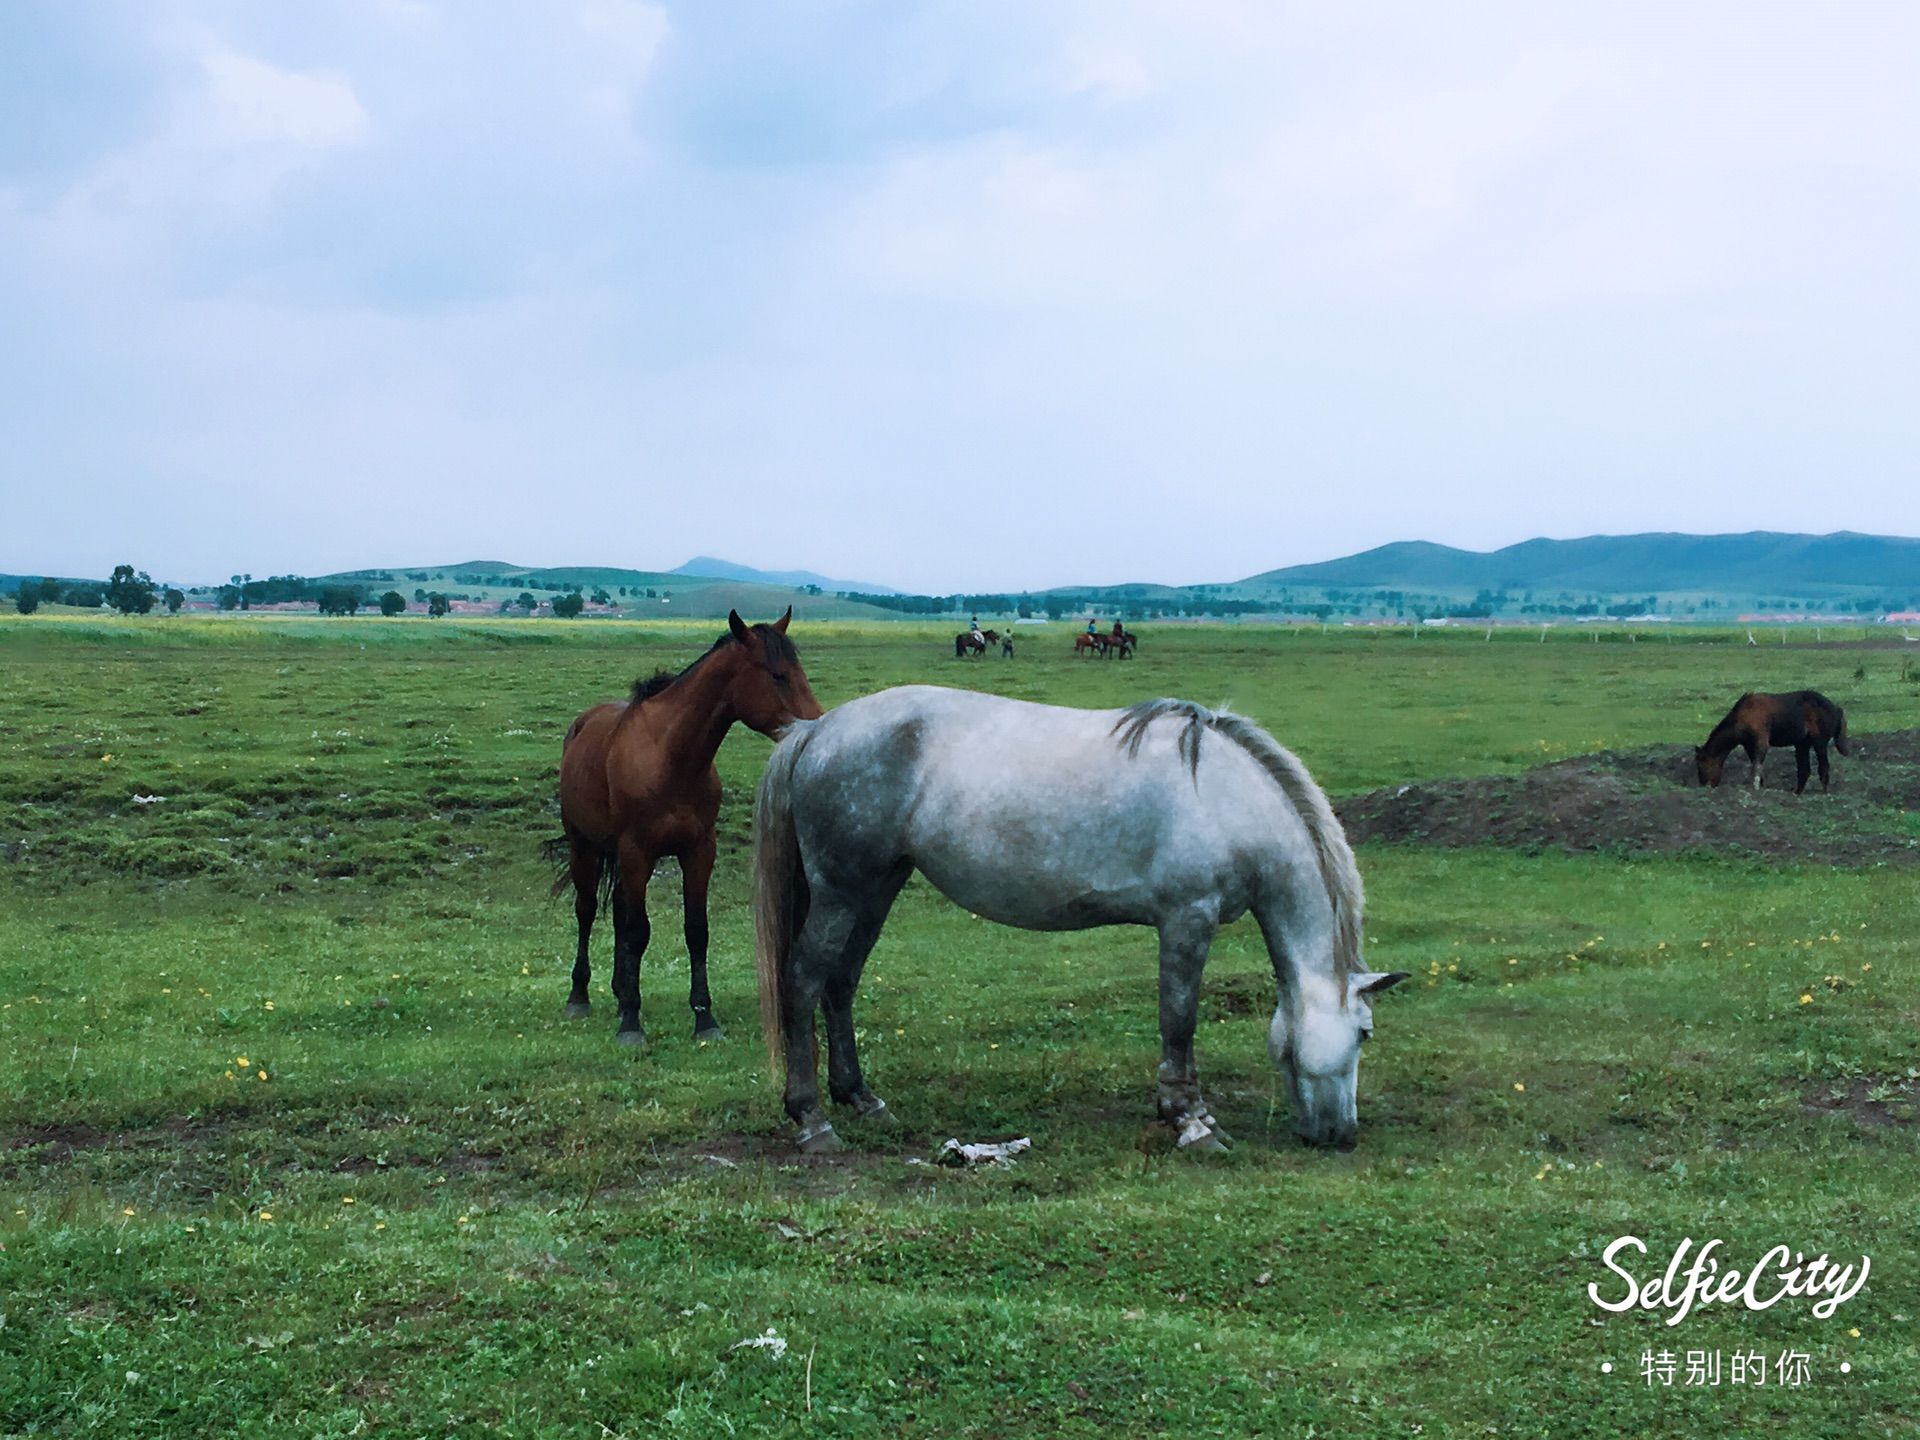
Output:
[1234, 531, 1920, 600]
[670, 556, 898, 594]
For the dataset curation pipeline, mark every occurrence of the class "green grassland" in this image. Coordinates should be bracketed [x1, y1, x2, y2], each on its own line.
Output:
[2, 617, 1917, 1437]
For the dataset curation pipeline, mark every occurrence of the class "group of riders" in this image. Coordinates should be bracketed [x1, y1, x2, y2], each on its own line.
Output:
[964, 615, 1132, 655]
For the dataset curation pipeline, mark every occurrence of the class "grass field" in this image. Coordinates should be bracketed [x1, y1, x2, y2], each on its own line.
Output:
[3, 616, 1917, 1437]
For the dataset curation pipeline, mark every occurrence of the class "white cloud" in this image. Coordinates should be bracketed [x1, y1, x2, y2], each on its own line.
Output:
[579, 0, 669, 83]
[194, 46, 368, 151]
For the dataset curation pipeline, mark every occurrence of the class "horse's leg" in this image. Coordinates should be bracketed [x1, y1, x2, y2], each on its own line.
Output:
[779, 892, 848, 1154]
[564, 839, 599, 1018]
[1156, 908, 1229, 1152]
[1746, 739, 1765, 790]
[1794, 743, 1811, 795]
[682, 834, 722, 1040]
[822, 871, 909, 1125]
[1816, 740, 1832, 791]
[610, 838, 656, 1045]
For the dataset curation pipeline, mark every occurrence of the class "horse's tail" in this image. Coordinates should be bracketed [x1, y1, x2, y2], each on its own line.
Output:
[1113, 699, 1364, 995]
[1834, 703, 1851, 755]
[543, 832, 617, 913]
[755, 720, 820, 1075]
[542, 834, 574, 898]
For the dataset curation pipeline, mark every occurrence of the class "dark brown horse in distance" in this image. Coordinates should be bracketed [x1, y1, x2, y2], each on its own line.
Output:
[955, 628, 1000, 658]
[555, 609, 822, 1043]
[1696, 690, 1849, 793]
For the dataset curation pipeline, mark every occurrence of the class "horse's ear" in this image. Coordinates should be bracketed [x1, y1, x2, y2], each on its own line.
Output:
[1352, 971, 1410, 1000]
[728, 609, 751, 644]
[773, 606, 792, 634]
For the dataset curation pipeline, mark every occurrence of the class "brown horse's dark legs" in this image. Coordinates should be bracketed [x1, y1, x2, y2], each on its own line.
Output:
[564, 841, 599, 1018]
[683, 838, 722, 1040]
[1746, 741, 1766, 790]
[611, 842, 656, 1045]
[1794, 744, 1812, 794]
[1816, 741, 1832, 790]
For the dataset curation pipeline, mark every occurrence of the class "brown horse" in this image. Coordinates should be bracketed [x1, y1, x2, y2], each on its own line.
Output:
[1073, 632, 1106, 658]
[555, 609, 822, 1043]
[1107, 628, 1137, 660]
[1696, 690, 1849, 793]
[955, 628, 999, 658]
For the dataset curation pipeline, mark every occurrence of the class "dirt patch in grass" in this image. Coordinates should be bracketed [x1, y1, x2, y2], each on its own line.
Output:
[1337, 729, 1920, 866]
[1799, 1076, 1919, 1128]
[3, 1115, 234, 1164]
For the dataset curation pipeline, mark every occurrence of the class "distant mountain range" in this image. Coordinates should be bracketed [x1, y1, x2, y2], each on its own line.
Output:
[1235, 531, 1920, 597]
[11, 532, 1917, 619]
[670, 556, 898, 595]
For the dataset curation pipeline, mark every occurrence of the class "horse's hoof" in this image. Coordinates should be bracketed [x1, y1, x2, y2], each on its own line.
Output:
[1175, 1117, 1231, 1153]
[564, 1000, 592, 1019]
[615, 1027, 646, 1047]
[694, 1023, 726, 1043]
[1181, 1131, 1231, 1155]
[797, 1124, 843, 1155]
[854, 1096, 899, 1127]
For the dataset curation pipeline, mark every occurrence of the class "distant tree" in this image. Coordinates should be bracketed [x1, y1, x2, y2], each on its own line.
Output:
[14, 581, 41, 615]
[552, 591, 585, 618]
[217, 585, 242, 611]
[163, 588, 185, 613]
[515, 591, 537, 614]
[106, 564, 158, 614]
[63, 584, 105, 608]
[427, 593, 451, 618]
[589, 588, 611, 606]
[317, 586, 362, 616]
[379, 590, 407, 616]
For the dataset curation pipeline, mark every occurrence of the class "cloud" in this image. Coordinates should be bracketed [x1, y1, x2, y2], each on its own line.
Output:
[2, 3, 1918, 589]
[194, 45, 368, 151]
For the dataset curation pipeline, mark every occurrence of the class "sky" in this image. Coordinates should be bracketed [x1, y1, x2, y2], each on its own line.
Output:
[3, 2, 1918, 592]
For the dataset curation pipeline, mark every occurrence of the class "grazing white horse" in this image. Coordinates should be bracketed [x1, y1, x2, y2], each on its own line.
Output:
[753, 686, 1408, 1155]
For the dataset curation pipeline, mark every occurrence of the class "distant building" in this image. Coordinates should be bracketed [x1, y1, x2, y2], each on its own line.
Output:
[1885, 611, 1920, 624]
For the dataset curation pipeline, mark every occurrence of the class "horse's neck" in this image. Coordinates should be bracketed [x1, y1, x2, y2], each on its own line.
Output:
[649, 652, 742, 769]
[1702, 720, 1740, 757]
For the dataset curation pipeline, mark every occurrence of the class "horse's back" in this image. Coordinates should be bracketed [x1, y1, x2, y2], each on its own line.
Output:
[786, 687, 1304, 928]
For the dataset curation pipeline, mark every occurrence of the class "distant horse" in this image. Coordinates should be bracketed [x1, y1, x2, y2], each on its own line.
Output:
[554, 609, 822, 1043]
[954, 629, 999, 658]
[1108, 629, 1137, 660]
[753, 687, 1409, 1155]
[1072, 632, 1106, 658]
[1696, 690, 1849, 793]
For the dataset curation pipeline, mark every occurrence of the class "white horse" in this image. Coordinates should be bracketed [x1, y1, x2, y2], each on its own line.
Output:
[752, 686, 1408, 1155]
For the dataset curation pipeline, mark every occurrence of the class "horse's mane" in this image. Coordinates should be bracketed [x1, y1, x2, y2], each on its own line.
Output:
[630, 670, 676, 703]
[1112, 698, 1364, 995]
[629, 625, 799, 705]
